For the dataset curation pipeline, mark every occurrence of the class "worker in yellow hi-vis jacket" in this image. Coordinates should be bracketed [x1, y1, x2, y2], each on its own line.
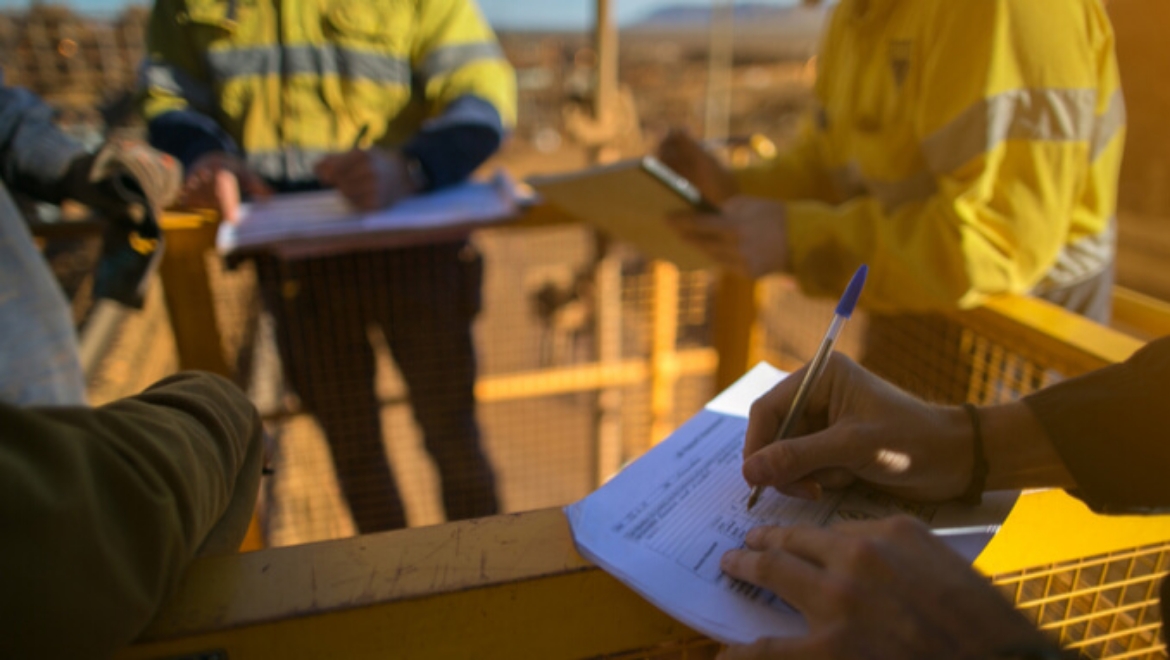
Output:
[141, 0, 517, 532]
[661, 0, 1123, 320]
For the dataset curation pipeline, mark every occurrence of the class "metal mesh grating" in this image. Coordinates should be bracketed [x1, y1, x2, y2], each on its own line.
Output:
[995, 543, 1170, 659]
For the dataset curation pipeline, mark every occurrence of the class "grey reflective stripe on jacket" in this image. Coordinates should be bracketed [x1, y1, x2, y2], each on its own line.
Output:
[828, 88, 1127, 213]
[417, 42, 506, 85]
[205, 44, 411, 84]
[139, 59, 217, 114]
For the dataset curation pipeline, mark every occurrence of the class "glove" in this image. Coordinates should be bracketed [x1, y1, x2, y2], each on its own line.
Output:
[66, 138, 182, 309]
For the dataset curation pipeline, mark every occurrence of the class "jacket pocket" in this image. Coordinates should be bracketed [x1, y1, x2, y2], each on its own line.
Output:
[182, 0, 245, 31]
[323, 0, 413, 50]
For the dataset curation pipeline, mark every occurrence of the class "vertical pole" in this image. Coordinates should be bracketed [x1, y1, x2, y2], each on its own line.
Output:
[593, 241, 624, 485]
[704, 0, 757, 392]
[649, 261, 680, 445]
[157, 213, 231, 377]
[591, 0, 626, 478]
[704, 0, 735, 142]
[594, 0, 619, 126]
[712, 272, 760, 391]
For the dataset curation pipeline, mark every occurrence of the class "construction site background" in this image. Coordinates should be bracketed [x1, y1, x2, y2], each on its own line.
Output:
[4, 0, 1170, 543]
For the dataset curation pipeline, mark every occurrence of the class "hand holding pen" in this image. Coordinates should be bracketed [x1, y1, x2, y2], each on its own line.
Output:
[745, 264, 868, 511]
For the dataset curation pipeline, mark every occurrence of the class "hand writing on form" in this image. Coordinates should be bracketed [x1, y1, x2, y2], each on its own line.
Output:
[717, 517, 1053, 660]
[181, 151, 272, 224]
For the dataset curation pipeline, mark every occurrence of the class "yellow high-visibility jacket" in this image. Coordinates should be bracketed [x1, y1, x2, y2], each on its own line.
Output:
[141, 0, 516, 185]
[736, 0, 1124, 313]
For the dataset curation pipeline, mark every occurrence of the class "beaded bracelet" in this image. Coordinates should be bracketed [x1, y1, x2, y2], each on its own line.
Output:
[958, 402, 989, 505]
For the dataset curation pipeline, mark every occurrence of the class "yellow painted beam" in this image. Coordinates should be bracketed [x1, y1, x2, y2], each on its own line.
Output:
[119, 509, 702, 660]
[1112, 285, 1170, 341]
[159, 209, 218, 231]
[474, 348, 717, 402]
[952, 294, 1144, 374]
[117, 498, 1170, 659]
[977, 490, 1170, 575]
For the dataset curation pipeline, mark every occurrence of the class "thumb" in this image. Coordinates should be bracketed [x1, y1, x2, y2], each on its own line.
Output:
[237, 169, 272, 199]
[214, 169, 242, 224]
[742, 427, 864, 490]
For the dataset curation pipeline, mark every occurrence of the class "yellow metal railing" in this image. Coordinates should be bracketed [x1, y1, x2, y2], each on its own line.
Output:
[115, 208, 1170, 659]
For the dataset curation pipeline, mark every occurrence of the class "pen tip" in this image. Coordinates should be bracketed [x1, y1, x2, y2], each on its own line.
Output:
[746, 489, 760, 511]
[835, 264, 868, 318]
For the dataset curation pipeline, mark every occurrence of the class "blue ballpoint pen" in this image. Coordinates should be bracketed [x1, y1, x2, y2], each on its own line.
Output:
[746, 264, 868, 511]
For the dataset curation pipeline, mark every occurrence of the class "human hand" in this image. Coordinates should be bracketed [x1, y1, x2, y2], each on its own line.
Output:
[656, 128, 737, 204]
[718, 517, 1056, 660]
[744, 352, 974, 502]
[182, 151, 272, 223]
[668, 196, 789, 279]
[314, 148, 418, 211]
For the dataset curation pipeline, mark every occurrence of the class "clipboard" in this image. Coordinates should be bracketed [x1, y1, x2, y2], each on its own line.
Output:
[217, 170, 521, 258]
[527, 156, 718, 270]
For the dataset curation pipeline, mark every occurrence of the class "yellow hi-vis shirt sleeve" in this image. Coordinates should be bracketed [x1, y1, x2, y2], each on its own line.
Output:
[140, 0, 212, 122]
[413, 0, 517, 129]
[771, 0, 1122, 314]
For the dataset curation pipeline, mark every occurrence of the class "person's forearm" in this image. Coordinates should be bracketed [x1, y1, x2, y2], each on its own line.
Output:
[400, 96, 504, 190]
[147, 109, 239, 170]
[0, 86, 87, 201]
[978, 401, 1076, 492]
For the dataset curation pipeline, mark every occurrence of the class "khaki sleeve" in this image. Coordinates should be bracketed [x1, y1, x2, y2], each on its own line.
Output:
[0, 371, 262, 658]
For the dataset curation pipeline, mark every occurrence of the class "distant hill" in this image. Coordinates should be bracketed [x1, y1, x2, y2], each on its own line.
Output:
[626, 3, 830, 58]
[634, 3, 824, 28]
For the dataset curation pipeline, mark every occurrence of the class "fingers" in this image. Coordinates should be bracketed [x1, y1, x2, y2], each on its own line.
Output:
[744, 362, 813, 458]
[213, 169, 242, 223]
[832, 515, 934, 548]
[743, 428, 868, 495]
[237, 169, 273, 199]
[744, 352, 865, 463]
[667, 211, 734, 242]
[315, 150, 388, 210]
[745, 524, 861, 568]
[656, 128, 704, 171]
[180, 152, 269, 221]
[314, 149, 364, 186]
[721, 540, 822, 613]
[668, 211, 750, 272]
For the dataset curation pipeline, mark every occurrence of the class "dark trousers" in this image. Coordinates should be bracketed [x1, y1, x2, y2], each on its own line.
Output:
[863, 265, 1115, 404]
[256, 242, 498, 533]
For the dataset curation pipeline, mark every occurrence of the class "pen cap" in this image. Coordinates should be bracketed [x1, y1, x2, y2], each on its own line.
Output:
[834, 264, 868, 318]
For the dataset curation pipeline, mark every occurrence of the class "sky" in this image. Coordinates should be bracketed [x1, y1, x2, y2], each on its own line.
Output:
[0, 0, 799, 29]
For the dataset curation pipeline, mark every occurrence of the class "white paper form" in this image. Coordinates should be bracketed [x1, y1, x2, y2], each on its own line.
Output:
[565, 362, 1018, 645]
[216, 171, 520, 257]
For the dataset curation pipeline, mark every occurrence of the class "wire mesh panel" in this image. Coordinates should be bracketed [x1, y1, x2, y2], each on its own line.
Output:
[995, 543, 1170, 659]
[758, 276, 1069, 405]
[182, 223, 724, 545]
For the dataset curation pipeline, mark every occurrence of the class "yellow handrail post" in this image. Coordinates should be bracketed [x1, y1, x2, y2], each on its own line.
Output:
[649, 260, 680, 445]
[157, 210, 231, 377]
[712, 271, 760, 391]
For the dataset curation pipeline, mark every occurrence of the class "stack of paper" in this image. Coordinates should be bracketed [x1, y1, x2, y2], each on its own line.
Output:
[216, 171, 520, 258]
[565, 363, 1018, 644]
